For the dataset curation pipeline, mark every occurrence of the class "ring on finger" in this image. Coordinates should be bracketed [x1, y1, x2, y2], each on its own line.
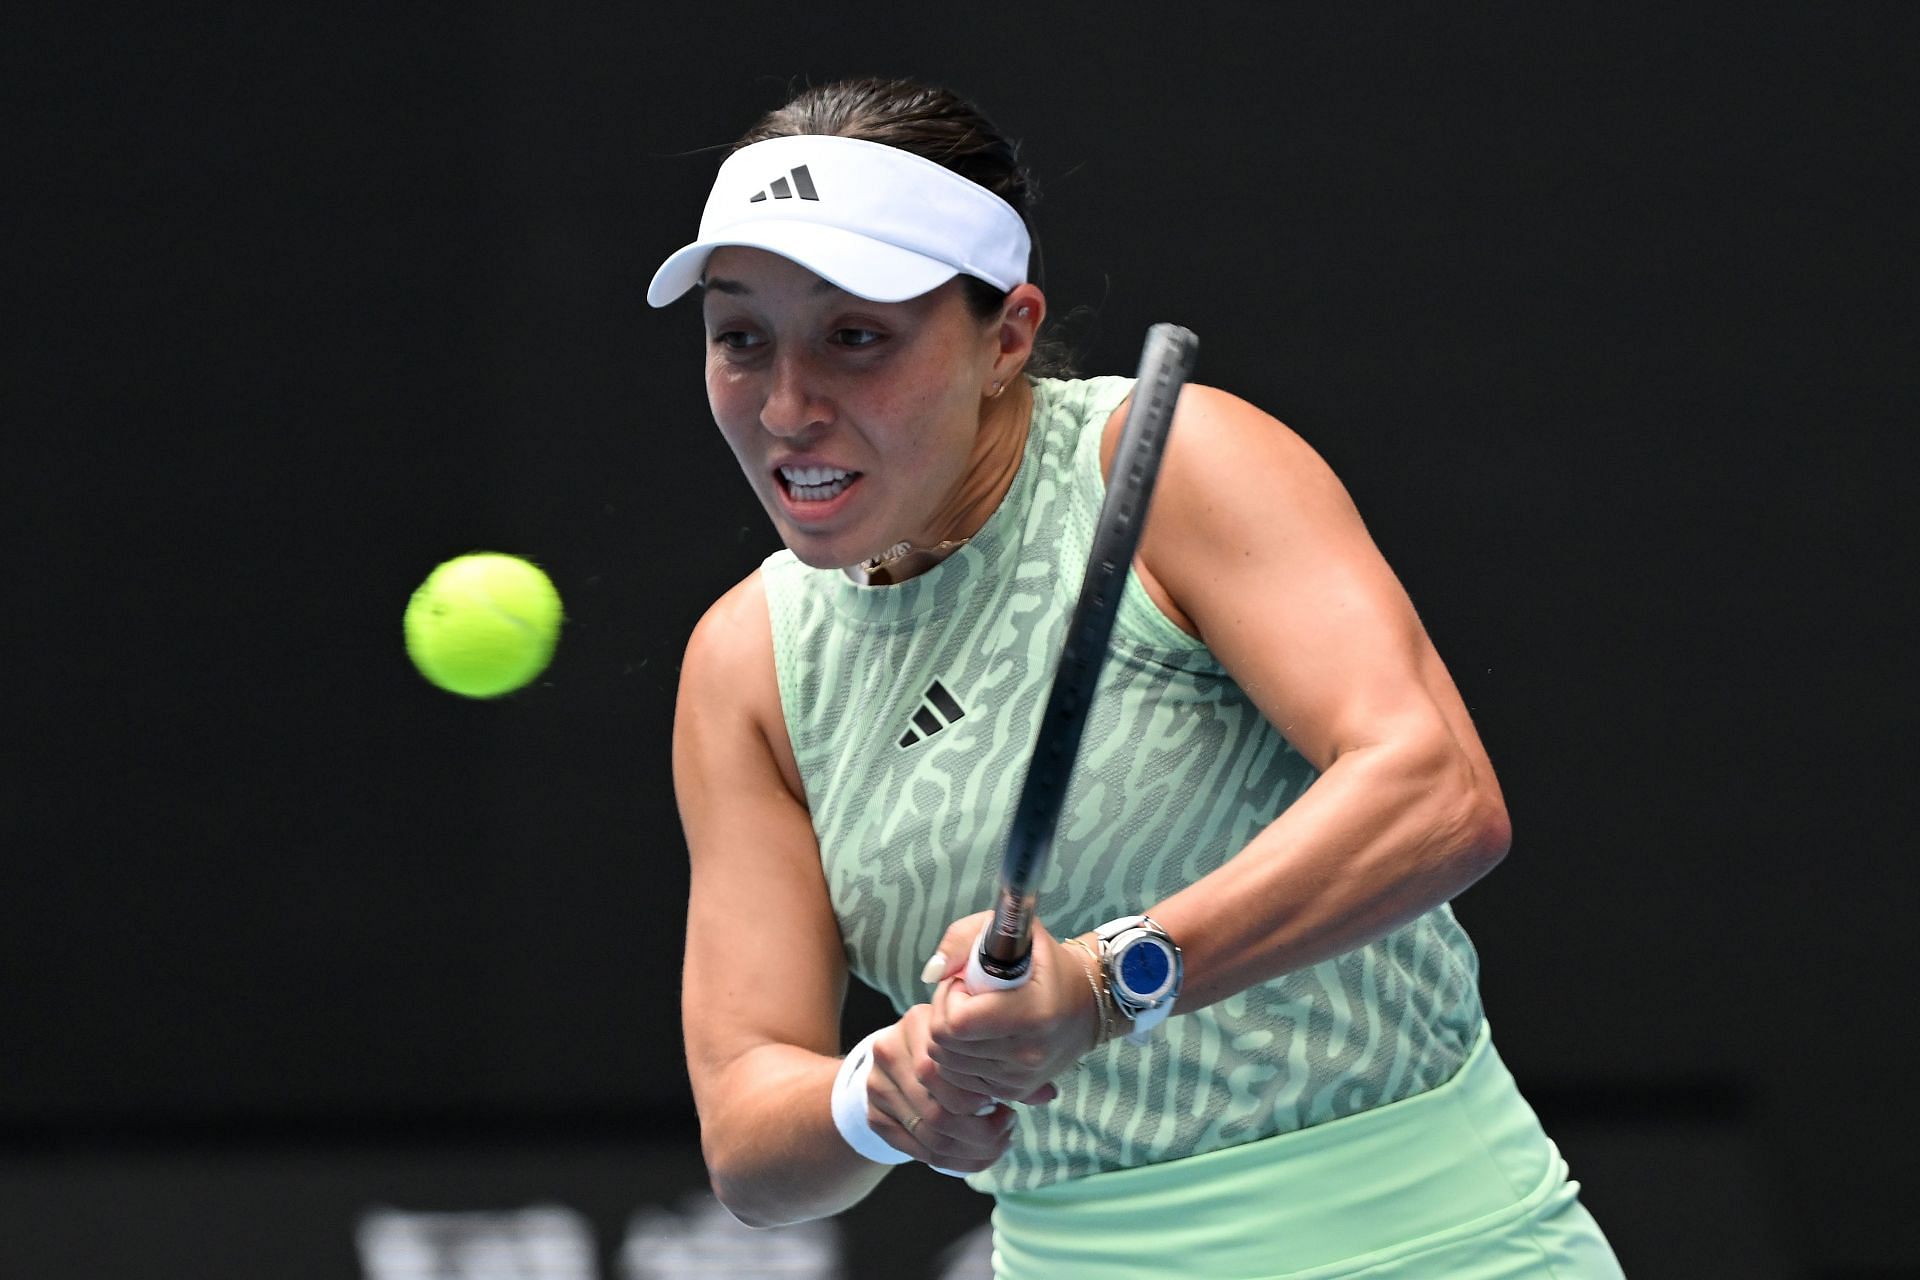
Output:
[904, 1113, 922, 1137]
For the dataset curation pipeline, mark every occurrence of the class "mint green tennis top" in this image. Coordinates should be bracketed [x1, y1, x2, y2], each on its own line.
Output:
[760, 375, 1485, 1195]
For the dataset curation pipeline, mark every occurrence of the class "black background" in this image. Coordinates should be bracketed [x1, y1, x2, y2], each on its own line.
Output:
[8, 3, 1915, 1275]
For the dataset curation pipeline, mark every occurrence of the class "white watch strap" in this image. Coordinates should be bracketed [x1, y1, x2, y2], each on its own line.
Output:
[1095, 913, 1150, 940]
[1124, 996, 1175, 1044]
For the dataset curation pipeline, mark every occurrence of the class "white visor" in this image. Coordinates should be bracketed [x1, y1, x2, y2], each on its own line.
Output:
[646, 134, 1030, 307]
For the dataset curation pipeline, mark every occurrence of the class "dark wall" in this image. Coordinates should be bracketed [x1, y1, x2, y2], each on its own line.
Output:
[10, 3, 1913, 1274]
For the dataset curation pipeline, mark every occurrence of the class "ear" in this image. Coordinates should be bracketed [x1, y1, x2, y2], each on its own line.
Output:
[990, 283, 1048, 386]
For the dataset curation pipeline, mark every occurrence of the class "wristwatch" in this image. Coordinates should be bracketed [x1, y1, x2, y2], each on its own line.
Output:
[1094, 915, 1183, 1044]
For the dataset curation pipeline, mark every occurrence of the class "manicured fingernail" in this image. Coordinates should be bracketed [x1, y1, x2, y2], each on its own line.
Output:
[920, 953, 946, 984]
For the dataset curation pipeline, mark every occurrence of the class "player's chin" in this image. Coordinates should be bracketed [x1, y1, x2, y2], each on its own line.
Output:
[762, 494, 876, 571]
[770, 514, 878, 571]
[779, 533, 870, 572]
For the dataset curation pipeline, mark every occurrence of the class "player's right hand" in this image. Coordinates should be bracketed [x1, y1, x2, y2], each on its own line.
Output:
[864, 1005, 1019, 1173]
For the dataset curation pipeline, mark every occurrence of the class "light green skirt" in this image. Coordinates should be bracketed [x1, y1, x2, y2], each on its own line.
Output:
[990, 1022, 1623, 1279]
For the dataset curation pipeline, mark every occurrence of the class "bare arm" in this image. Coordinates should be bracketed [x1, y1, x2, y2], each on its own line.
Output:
[928, 386, 1509, 1097]
[1129, 385, 1510, 1010]
[676, 574, 1011, 1226]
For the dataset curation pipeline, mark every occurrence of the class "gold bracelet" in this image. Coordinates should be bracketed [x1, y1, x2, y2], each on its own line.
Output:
[1062, 937, 1116, 1049]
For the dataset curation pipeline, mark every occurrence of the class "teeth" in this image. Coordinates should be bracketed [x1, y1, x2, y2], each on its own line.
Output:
[778, 464, 857, 503]
[788, 475, 853, 502]
[780, 464, 854, 487]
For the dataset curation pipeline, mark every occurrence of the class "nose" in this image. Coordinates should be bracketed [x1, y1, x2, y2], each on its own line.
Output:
[759, 350, 829, 438]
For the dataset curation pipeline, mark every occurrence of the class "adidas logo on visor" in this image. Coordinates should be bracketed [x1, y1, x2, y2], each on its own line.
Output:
[749, 165, 819, 203]
[897, 680, 966, 748]
[644, 135, 1032, 308]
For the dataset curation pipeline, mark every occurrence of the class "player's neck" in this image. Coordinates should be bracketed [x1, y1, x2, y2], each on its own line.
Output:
[847, 380, 1031, 587]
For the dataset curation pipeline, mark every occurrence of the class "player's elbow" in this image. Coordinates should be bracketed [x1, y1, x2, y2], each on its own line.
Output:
[708, 1178, 787, 1230]
[1389, 731, 1509, 888]
[1459, 787, 1511, 879]
[707, 1173, 864, 1232]
[704, 1150, 804, 1230]
[1437, 760, 1510, 887]
[702, 1133, 874, 1230]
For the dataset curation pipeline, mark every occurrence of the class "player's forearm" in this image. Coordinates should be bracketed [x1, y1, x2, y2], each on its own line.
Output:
[696, 1043, 891, 1228]
[1149, 733, 1510, 1014]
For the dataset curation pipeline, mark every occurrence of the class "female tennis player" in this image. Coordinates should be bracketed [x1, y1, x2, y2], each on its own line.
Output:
[657, 77, 1623, 1278]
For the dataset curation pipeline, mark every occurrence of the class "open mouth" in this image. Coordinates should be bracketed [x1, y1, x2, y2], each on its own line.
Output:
[777, 464, 861, 503]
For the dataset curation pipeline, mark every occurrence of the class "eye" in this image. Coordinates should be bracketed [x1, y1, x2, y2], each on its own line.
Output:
[832, 328, 883, 349]
[711, 329, 764, 351]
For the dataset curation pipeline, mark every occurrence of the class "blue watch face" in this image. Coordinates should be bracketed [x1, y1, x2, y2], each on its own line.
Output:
[1118, 939, 1171, 999]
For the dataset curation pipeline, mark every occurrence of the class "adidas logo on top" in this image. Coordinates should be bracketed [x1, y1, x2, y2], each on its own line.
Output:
[749, 165, 819, 203]
[897, 680, 966, 748]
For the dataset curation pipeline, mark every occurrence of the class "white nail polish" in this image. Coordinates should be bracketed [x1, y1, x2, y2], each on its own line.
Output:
[920, 953, 946, 984]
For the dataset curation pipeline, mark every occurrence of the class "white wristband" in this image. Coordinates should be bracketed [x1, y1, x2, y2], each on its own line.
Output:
[830, 1027, 974, 1178]
[830, 1029, 913, 1166]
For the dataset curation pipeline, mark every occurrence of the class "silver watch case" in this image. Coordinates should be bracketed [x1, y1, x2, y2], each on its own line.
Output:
[1095, 915, 1183, 1044]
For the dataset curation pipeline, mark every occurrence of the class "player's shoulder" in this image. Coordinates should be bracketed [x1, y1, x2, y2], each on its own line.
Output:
[679, 569, 776, 709]
[678, 567, 805, 798]
[1114, 381, 1369, 611]
[1098, 381, 1328, 488]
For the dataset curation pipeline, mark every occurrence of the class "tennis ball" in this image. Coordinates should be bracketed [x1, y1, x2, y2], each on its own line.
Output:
[404, 553, 563, 698]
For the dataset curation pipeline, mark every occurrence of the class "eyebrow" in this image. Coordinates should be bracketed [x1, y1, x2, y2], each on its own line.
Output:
[701, 276, 842, 298]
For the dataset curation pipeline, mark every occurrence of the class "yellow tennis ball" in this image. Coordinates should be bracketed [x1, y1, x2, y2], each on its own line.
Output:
[404, 553, 564, 698]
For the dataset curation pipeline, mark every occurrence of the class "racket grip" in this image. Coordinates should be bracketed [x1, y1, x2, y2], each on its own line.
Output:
[964, 923, 1032, 994]
[958, 925, 1025, 1120]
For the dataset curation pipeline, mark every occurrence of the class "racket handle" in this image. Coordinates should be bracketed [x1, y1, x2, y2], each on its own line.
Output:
[958, 925, 1024, 1121]
[964, 923, 1032, 994]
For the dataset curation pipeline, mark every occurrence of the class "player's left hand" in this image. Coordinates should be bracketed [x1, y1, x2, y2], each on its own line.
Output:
[922, 912, 1104, 1104]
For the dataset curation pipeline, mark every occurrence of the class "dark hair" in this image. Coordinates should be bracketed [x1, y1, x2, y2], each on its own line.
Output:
[732, 77, 1077, 379]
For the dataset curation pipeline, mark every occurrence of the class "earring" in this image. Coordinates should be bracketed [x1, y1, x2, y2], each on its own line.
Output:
[990, 380, 1005, 398]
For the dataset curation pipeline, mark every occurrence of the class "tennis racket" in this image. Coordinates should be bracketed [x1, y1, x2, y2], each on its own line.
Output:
[964, 322, 1199, 996]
